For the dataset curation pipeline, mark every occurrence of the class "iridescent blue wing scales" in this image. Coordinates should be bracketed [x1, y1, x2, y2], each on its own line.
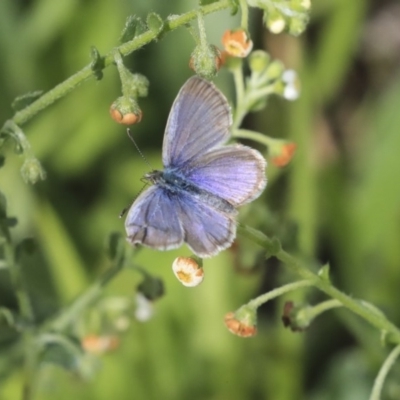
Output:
[125, 186, 184, 251]
[176, 193, 236, 258]
[162, 77, 231, 169]
[186, 144, 266, 207]
[125, 76, 267, 258]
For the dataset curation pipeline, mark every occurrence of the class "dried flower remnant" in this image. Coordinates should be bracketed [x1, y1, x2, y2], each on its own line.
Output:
[224, 310, 257, 338]
[172, 256, 204, 287]
[271, 142, 297, 167]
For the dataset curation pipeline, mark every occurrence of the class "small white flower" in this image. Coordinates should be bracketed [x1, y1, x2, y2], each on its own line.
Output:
[282, 69, 300, 101]
[134, 292, 154, 322]
[172, 257, 204, 287]
[114, 316, 131, 331]
[268, 19, 286, 34]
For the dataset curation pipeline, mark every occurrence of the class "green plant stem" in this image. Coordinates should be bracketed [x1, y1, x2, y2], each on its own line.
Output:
[21, 331, 38, 400]
[304, 299, 342, 320]
[233, 128, 279, 148]
[369, 344, 400, 400]
[48, 255, 125, 332]
[4, 0, 230, 129]
[238, 224, 400, 344]
[248, 280, 313, 309]
[4, 245, 34, 323]
[1, 229, 36, 400]
[239, 0, 249, 30]
[232, 64, 246, 129]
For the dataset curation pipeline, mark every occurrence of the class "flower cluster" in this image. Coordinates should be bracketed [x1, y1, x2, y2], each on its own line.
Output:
[247, 0, 311, 36]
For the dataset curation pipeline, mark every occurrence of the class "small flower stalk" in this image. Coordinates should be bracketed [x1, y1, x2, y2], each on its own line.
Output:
[172, 256, 204, 287]
[234, 49, 300, 118]
[224, 305, 257, 338]
[222, 29, 253, 58]
[110, 51, 149, 125]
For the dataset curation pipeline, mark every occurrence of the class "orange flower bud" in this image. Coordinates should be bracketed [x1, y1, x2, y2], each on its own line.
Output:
[271, 142, 297, 167]
[172, 256, 204, 287]
[224, 311, 257, 338]
[221, 29, 253, 58]
[109, 96, 142, 125]
[81, 334, 119, 354]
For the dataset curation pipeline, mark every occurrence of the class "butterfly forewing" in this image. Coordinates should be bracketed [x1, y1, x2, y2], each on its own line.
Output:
[162, 77, 231, 169]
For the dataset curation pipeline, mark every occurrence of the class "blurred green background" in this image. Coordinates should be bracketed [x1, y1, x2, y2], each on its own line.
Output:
[1, 0, 400, 399]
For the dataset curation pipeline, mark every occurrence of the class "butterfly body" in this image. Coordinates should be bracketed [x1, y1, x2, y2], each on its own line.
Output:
[144, 169, 237, 215]
[125, 77, 266, 258]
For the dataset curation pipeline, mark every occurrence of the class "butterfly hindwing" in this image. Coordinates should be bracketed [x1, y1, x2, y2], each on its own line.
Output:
[125, 186, 184, 251]
[185, 144, 266, 207]
[176, 192, 236, 258]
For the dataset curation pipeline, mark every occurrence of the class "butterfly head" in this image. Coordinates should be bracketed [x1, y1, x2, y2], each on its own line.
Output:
[143, 170, 163, 185]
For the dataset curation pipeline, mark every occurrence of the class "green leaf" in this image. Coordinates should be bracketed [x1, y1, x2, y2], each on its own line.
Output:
[229, 0, 239, 15]
[15, 238, 36, 262]
[146, 13, 164, 35]
[39, 334, 84, 372]
[0, 155, 5, 168]
[318, 263, 331, 282]
[90, 46, 105, 81]
[120, 15, 147, 44]
[0, 191, 6, 219]
[0, 307, 15, 326]
[11, 91, 44, 112]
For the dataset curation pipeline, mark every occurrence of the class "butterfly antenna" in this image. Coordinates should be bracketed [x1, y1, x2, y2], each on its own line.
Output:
[126, 128, 153, 170]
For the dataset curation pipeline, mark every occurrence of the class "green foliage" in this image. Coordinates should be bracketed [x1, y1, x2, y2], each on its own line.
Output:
[1, 0, 400, 400]
[119, 15, 147, 43]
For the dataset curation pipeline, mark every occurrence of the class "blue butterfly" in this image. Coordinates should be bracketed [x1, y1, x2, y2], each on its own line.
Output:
[125, 76, 266, 258]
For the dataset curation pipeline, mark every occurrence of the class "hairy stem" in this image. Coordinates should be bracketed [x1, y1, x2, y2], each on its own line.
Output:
[238, 224, 400, 344]
[6, 0, 231, 128]
[369, 344, 400, 400]
[248, 280, 313, 309]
